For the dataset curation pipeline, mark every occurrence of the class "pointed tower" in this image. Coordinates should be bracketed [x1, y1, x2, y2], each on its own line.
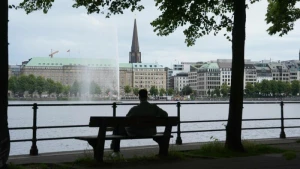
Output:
[129, 19, 141, 63]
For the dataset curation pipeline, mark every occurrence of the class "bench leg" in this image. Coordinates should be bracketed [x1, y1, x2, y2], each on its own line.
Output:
[87, 140, 97, 159]
[153, 137, 170, 156]
[113, 139, 120, 152]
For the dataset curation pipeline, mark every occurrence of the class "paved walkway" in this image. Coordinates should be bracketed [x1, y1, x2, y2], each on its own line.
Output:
[8, 137, 300, 168]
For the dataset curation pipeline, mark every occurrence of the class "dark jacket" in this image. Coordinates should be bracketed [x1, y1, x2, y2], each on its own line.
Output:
[125, 101, 168, 136]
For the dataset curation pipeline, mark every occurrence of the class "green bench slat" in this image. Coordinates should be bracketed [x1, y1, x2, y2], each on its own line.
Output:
[75, 134, 173, 141]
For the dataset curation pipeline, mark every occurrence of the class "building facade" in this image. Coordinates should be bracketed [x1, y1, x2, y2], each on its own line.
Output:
[21, 57, 119, 93]
[268, 62, 290, 82]
[174, 72, 189, 92]
[254, 63, 272, 83]
[244, 64, 257, 86]
[197, 63, 220, 96]
[165, 67, 173, 90]
[8, 65, 22, 79]
[218, 61, 232, 86]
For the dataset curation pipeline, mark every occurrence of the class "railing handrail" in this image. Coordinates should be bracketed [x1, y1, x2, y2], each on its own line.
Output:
[7, 101, 300, 156]
[7, 101, 300, 107]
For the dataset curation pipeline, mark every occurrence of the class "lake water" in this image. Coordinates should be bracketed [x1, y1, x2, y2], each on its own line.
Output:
[8, 100, 300, 155]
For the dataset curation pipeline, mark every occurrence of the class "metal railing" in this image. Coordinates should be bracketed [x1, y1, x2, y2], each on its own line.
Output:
[8, 101, 300, 156]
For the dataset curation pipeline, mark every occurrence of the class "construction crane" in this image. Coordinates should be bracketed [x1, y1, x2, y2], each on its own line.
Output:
[49, 49, 59, 58]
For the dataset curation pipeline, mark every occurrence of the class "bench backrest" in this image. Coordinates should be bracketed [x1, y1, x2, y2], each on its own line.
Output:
[89, 116, 179, 127]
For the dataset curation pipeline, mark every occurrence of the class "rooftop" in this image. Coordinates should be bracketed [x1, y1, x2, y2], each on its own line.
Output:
[200, 63, 219, 70]
[120, 63, 164, 69]
[24, 57, 164, 69]
[25, 57, 117, 67]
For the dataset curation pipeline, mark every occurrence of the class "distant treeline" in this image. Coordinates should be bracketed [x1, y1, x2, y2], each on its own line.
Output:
[8, 74, 116, 98]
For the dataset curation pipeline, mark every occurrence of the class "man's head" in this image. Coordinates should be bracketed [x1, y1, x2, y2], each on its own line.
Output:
[138, 89, 148, 101]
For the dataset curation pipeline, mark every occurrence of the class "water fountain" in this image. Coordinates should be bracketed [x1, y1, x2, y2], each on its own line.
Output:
[76, 22, 120, 102]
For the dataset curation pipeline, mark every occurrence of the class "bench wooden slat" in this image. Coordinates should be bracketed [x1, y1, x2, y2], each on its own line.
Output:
[89, 116, 179, 127]
[75, 134, 173, 141]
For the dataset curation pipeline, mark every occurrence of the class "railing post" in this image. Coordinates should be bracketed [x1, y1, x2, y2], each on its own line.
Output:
[112, 102, 117, 118]
[110, 102, 117, 149]
[176, 102, 182, 145]
[280, 101, 286, 139]
[30, 103, 38, 155]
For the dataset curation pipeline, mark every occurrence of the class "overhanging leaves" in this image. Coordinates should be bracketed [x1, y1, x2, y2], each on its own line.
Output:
[266, 0, 300, 36]
[150, 0, 235, 46]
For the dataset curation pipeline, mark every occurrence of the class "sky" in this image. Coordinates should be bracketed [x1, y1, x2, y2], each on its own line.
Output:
[8, 0, 300, 68]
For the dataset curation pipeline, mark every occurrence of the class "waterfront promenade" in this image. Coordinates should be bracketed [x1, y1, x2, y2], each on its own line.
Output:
[8, 137, 300, 168]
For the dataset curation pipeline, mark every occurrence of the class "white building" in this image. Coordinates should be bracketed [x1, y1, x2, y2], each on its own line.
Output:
[218, 61, 232, 86]
[174, 72, 189, 92]
[171, 62, 198, 76]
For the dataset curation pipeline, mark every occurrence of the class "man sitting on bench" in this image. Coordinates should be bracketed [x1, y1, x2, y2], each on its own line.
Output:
[125, 89, 168, 143]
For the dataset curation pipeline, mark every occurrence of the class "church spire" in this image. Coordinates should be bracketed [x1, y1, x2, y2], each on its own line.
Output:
[131, 19, 139, 52]
[129, 19, 141, 63]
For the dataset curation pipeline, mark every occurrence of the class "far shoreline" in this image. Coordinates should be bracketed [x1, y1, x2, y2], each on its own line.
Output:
[8, 97, 300, 102]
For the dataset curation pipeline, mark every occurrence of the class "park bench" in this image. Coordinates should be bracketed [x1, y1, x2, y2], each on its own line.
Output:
[75, 116, 179, 162]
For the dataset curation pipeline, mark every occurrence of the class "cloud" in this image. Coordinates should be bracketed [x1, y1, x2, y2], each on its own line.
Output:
[8, 0, 300, 67]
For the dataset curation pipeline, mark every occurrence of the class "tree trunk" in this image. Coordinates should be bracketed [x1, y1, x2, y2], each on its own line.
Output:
[0, 1, 10, 168]
[225, 0, 246, 152]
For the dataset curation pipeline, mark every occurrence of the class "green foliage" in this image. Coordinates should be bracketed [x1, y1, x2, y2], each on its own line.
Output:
[214, 88, 221, 97]
[282, 151, 297, 160]
[27, 74, 36, 96]
[63, 85, 70, 96]
[36, 76, 45, 97]
[269, 80, 278, 96]
[277, 80, 285, 95]
[167, 88, 174, 96]
[70, 80, 79, 97]
[207, 89, 211, 96]
[133, 87, 139, 96]
[285, 81, 291, 96]
[245, 82, 254, 97]
[184, 141, 285, 158]
[159, 88, 166, 96]
[8, 76, 18, 95]
[221, 83, 230, 97]
[150, 86, 158, 96]
[291, 80, 300, 96]
[45, 78, 56, 95]
[151, 0, 234, 46]
[17, 75, 28, 95]
[15, 0, 145, 17]
[8, 163, 26, 169]
[89, 81, 101, 95]
[124, 85, 132, 94]
[181, 85, 193, 96]
[55, 82, 63, 97]
[261, 80, 271, 96]
[266, 0, 300, 36]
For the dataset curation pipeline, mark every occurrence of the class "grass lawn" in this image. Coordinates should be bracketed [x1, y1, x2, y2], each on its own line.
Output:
[8, 141, 298, 169]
